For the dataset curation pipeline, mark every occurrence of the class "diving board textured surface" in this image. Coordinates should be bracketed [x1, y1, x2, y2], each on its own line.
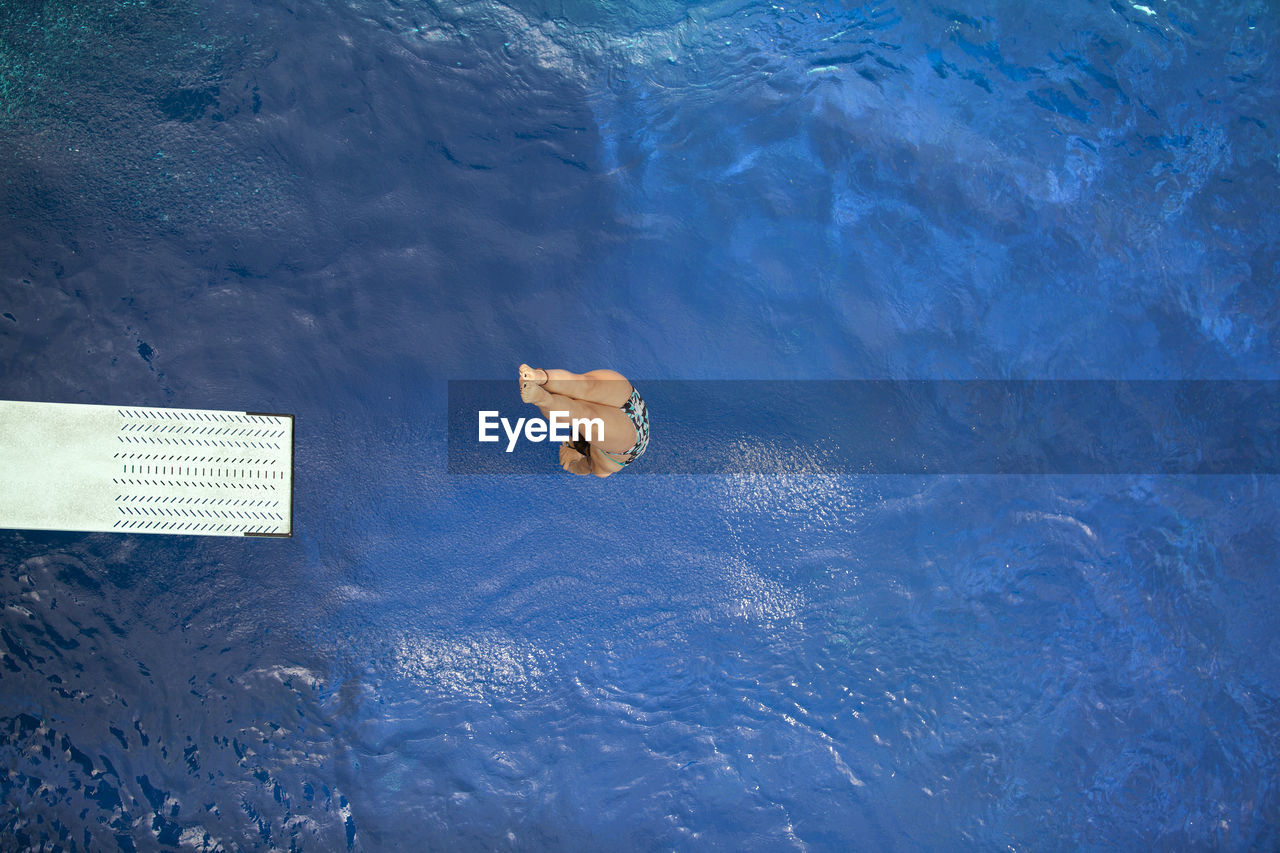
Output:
[0, 401, 293, 537]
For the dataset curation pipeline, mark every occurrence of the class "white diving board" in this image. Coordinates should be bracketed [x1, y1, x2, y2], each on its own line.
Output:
[0, 401, 293, 538]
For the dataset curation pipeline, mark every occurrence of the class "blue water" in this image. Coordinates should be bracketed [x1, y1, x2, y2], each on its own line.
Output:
[2, 0, 1278, 847]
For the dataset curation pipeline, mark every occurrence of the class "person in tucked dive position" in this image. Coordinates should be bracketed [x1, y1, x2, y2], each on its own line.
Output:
[519, 364, 649, 477]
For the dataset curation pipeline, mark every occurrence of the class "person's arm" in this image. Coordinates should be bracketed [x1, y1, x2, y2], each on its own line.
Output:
[588, 450, 624, 478]
[559, 443, 620, 478]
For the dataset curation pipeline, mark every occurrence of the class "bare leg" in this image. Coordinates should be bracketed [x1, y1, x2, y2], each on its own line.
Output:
[524, 385, 636, 453]
[520, 365, 632, 408]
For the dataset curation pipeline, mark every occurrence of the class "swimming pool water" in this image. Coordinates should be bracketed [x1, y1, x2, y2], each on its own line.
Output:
[2, 0, 1278, 848]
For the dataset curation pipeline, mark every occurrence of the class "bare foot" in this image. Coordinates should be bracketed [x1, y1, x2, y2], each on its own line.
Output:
[519, 364, 549, 403]
[519, 364, 548, 385]
[522, 383, 551, 404]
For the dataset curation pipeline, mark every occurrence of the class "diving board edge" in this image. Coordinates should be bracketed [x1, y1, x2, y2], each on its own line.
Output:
[243, 412, 295, 539]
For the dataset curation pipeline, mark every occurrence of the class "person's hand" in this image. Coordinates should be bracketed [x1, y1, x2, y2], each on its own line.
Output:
[559, 443, 586, 472]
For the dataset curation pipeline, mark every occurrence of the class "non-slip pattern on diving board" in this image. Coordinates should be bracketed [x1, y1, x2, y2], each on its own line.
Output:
[0, 401, 293, 538]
